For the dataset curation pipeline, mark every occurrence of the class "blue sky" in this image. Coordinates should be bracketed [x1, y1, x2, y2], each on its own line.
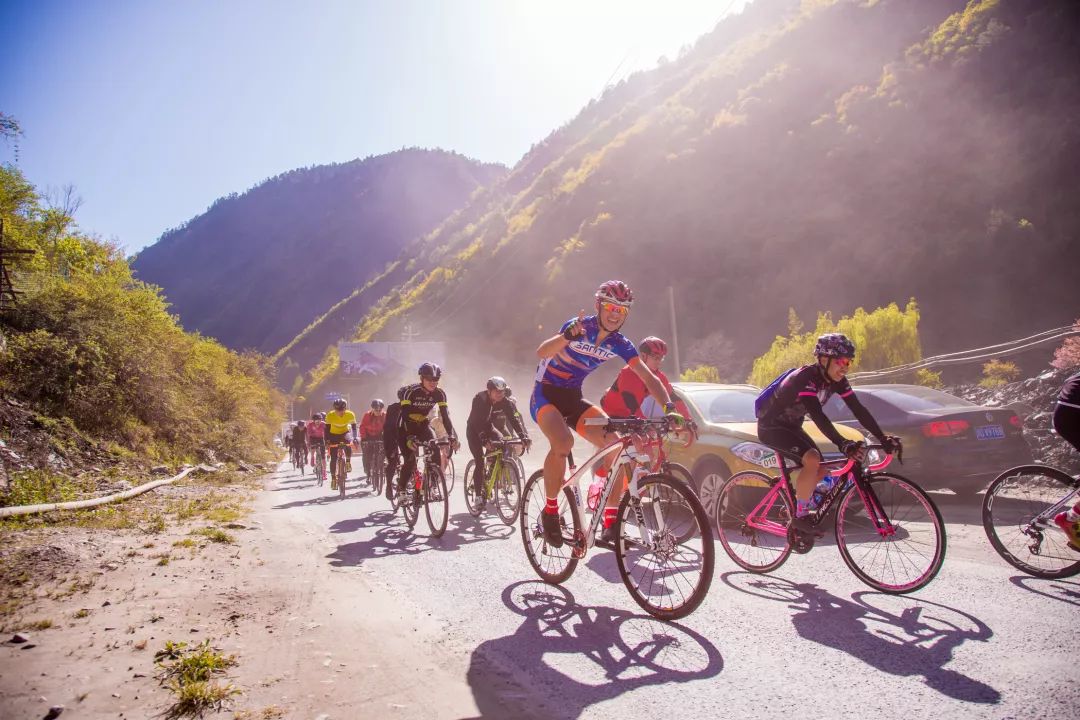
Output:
[3, 0, 749, 254]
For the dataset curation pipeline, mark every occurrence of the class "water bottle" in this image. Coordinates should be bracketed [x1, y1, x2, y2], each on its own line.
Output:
[587, 478, 604, 511]
[811, 475, 837, 509]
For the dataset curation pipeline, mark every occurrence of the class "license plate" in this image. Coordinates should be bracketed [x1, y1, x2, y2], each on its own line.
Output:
[976, 424, 1005, 440]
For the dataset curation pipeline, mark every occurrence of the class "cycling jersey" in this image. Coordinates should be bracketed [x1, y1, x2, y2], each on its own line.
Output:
[306, 420, 325, 440]
[290, 426, 307, 448]
[398, 384, 456, 438]
[757, 363, 884, 449]
[534, 315, 639, 389]
[601, 365, 688, 419]
[1059, 371, 1080, 409]
[490, 396, 526, 437]
[324, 409, 357, 436]
[467, 391, 528, 440]
[359, 410, 386, 439]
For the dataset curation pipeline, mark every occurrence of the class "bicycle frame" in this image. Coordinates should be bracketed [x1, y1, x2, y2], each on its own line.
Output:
[482, 439, 524, 495]
[742, 446, 896, 538]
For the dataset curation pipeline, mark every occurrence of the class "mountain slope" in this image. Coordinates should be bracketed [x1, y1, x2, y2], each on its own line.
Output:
[131, 149, 505, 353]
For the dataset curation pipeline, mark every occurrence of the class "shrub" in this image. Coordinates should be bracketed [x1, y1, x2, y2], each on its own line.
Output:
[914, 368, 943, 388]
[980, 359, 1020, 388]
[1051, 317, 1080, 370]
[681, 365, 721, 383]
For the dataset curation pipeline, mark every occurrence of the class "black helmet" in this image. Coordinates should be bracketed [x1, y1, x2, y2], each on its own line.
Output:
[333, 398, 347, 410]
[814, 333, 856, 359]
[418, 362, 442, 380]
[371, 399, 385, 410]
[310, 412, 320, 420]
[295, 420, 305, 427]
[486, 376, 508, 391]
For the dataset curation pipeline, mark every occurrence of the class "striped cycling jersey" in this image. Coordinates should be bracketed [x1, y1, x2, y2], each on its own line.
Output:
[534, 315, 639, 389]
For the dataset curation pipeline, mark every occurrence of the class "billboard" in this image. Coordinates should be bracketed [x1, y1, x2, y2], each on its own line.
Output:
[338, 341, 446, 379]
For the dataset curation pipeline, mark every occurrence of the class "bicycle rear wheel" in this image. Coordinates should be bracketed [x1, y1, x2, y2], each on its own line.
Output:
[715, 470, 792, 572]
[835, 472, 946, 594]
[615, 473, 714, 620]
[424, 465, 449, 537]
[982, 465, 1080, 578]
[495, 460, 523, 526]
[463, 460, 484, 517]
[520, 469, 581, 584]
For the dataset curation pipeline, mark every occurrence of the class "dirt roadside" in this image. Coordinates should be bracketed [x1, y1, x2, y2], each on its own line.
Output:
[0, 463, 523, 719]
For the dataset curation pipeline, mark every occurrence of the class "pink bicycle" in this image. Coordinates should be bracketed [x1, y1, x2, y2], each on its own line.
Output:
[713, 443, 946, 594]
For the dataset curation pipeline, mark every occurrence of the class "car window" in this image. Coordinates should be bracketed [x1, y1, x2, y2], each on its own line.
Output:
[680, 388, 757, 422]
[863, 386, 977, 412]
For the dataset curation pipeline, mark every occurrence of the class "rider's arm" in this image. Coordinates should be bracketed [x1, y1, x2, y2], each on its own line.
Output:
[629, 358, 674, 410]
[437, 391, 456, 438]
[501, 398, 529, 438]
[537, 316, 583, 359]
[802, 394, 852, 449]
[839, 387, 887, 442]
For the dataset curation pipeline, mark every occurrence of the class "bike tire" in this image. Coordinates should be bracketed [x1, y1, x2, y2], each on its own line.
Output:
[520, 469, 581, 585]
[337, 460, 346, 500]
[662, 461, 699, 542]
[714, 470, 793, 573]
[835, 472, 946, 594]
[445, 455, 456, 494]
[615, 473, 715, 620]
[424, 465, 450, 537]
[495, 460, 523, 526]
[982, 464, 1080, 579]
[316, 453, 326, 487]
[403, 483, 420, 529]
[463, 460, 484, 517]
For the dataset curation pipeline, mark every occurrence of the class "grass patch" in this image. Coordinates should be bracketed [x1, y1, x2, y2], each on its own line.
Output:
[234, 706, 286, 719]
[156, 639, 239, 719]
[144, 513, 167, 534]
[156, 554, 171, 566]
[191, 528, 235, 545]
[172, 538, 198, 549]
[73, 608, 91, 619]
[23, 618, 53, 630]
[0, 469, 95, 507]
[163, 679, 239, 719]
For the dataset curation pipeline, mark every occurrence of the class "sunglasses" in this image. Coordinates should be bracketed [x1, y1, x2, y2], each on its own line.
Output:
[833, 357, 852, 368]
[599, 302, 629, 316]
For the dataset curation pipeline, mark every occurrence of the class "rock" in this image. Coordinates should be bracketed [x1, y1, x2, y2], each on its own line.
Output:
[11, 633, 29, 643]
[101, 600, 111, 607]
[44, 705, 64, 720]
[150, 465, 170, 475]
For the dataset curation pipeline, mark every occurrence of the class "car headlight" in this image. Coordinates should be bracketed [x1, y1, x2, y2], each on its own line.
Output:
[732, 442, 778, 469]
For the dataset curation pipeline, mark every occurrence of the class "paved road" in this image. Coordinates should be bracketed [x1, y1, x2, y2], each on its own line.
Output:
[262, 456, 1079, 719]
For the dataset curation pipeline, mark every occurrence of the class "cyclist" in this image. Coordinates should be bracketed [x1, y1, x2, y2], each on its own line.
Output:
[395, 363, 459, 502]
[290, 421, 308, 468]
[1052, 369, 1080, 550]
[383, 387, 407, 500]
[532, 280, 684, 547]
[602, 336, 692, 421]
[360, 399, 387, 477]
[467, 376, 532, 497]
[325, 398, 359, 481]
[306, 412, 326, 466]
[755, 333, 901, 533]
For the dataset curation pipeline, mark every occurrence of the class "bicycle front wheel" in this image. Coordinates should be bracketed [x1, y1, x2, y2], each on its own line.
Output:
[445, 456, 456, 494]
[982, 465, 1080, 578]
[463, 460, 484, 517]
[835, 472, 946, 594]
[520, 469, 581, 584]
[615, 473, 714, 620]
[495, 460, 523, 526]
[715, 470, 792, 573]
[424, 466, 449, 537]
[337, 460, 346, 500]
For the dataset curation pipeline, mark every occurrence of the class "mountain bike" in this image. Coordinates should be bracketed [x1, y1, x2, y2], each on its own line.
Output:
[714, 444, 946, 594]
[395, 438, 453, 537]
[982, 463, 1080, 578]
[363, 439, 385, 495]
[520, 417, 714, 620]
[327, 440, 350, 500]
[465, 437, 525, 525]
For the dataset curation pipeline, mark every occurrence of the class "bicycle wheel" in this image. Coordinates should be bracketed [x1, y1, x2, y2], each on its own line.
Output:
[403, 478, 420, 529]
[424, 465, 450, 537]
[661, 462, 699, 541]
[316, 453, 326, 487]
[835, 472, 946, 594]
[445, 455, 456, 494]
[337, 460, 347, 500]
[520, 469, 581, 584]
[495, 459, 523, 526]
[614, 473, 714, 620]
[714, 470, 792, 573]
[463, 460, 484, 517]
[982, 465, 1080, 578]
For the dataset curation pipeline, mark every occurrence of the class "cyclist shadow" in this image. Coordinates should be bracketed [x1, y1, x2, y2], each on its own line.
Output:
[1009, 575, 1080, 606]
[721, 572, 1000, 704]
[464, 581, 723, 720]
[325, 513, 514, 567]
[270, 481, 372, 510]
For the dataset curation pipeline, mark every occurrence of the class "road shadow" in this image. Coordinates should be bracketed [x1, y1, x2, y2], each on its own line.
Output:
[1009, 575, 1080, 606]
[270, 480, 377, 510]
[326, 512, 514, 567]
[463, 581, 723, 720]
[721, 572, 999, 704]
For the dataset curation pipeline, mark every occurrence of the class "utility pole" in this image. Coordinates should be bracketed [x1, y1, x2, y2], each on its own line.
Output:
[402, 319, 421, 373]
[668, 286, 681, 377]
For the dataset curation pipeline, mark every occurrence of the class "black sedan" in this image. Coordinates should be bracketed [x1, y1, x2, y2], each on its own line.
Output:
[822, 384, 1033, 498]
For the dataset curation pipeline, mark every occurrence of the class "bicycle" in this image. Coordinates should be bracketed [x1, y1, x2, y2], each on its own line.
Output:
[714, 443, 946, 594]
[327, 440, 350, 500]
[520, 417, 714, 620]
[982, 463, 1080, 578]
[465, 437, 525, 525]
[312, 446, 326, 487]
[362, 439, 385, 495]
[394, 438, 453, 537]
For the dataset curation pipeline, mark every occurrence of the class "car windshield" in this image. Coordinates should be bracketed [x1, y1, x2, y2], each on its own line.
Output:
[680, 387, 758, 422]
[860, 386, 978, 413]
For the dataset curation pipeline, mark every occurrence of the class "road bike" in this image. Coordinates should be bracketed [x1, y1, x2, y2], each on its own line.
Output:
[312, 444, 326, 487]
[982, 463, 1080, 578]
[393, 438, 453, 537]
[714, 443, 946, 594]
[520, 417, 714, 620]
[464, 437, 525, 525]
[290, 444, 305, 474]
[363, 439, 386, 495]
[327, 440, 351, 500]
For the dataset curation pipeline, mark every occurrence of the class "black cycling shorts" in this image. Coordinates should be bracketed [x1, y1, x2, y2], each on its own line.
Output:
[530, 382, 595, 430]
[757, 423, 821, 464]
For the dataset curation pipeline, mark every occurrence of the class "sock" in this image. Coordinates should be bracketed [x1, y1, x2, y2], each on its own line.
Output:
[545, 497, 559, 515]
[1067, 502, 1080, 522]
[603, 507, 618, 529]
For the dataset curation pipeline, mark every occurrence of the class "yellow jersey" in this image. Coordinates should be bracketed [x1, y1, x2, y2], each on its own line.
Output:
[325, 409, 357, 435]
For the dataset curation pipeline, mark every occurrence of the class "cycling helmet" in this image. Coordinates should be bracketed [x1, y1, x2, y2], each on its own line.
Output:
[332, 398, 347, 410]
[595, 280, 634, 307]
[295, 420, 305, 428]
[371, 399, 385, 410]
[486, 376, 508, 391]
[639, 336, 668, 357]
[418, 362, 442, 380]
[814, 333, 856, 359]
[310, 412, 320, 420]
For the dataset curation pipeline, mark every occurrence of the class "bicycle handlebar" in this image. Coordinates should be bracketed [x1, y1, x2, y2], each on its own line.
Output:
[825, 443, 896, 477]
[582, 416, 679, 434]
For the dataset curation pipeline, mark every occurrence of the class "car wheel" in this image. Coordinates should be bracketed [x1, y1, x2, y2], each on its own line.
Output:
[694, 459, 731, 521]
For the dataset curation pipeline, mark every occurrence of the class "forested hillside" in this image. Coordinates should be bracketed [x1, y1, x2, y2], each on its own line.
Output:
[132, 149, 505, 353]
[285, 0, 1080, 398]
